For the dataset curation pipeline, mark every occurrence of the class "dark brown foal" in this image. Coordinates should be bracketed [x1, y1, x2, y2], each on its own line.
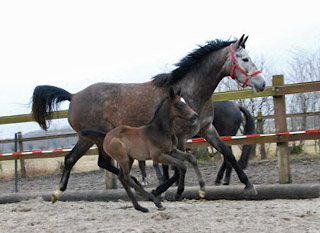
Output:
[82, 88, 205, 212]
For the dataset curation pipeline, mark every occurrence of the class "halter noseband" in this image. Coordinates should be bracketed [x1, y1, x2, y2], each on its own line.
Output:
[229, 44, 262, 87]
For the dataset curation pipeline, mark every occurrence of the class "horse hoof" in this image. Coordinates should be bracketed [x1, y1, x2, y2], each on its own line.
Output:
[223, 182, 230, 185]
[244, 185, 258, 196]
[175, 194, 182, 201]
[199, 190, 205, 198]
[141, 180, 149, 186]
[156, 203, 166, 211]
[51, 188, 63, 203]
[136, 207, 149, 213]
[214, 181, 221, 186]
[51, 194, 57, 204]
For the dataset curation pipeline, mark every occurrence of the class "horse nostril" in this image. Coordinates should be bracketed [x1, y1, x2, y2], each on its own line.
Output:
[190, 113, 198, 124]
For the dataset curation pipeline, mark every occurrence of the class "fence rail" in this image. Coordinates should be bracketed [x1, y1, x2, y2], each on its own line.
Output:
[2, 130, 319, 162]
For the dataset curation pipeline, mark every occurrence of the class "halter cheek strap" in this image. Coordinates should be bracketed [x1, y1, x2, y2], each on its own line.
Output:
[229, 44, 262, 88]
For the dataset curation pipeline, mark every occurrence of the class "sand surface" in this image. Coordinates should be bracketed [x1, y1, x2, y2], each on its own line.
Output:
[1, 198, 319, 233]
[1, 157, 320, 232]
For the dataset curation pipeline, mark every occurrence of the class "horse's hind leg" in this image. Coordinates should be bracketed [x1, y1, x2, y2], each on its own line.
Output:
[153, 162, 163, 183]
[126, 159, 163, 210]
[97, 148, 142, 187]
[52, 137, 93, 203]
[138, 160, 149, 185]
[118, 162, 150, 213]
[224, 164, 232, 185]
[215, 161, 234, 185]
[215, 146, 233, 185]
[223, 146, 233, 185]
[215, 161, 227, 185]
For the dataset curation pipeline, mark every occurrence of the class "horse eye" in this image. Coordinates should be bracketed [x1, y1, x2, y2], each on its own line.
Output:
[242, 58, 249, 62]
[176, 102, 184, 108]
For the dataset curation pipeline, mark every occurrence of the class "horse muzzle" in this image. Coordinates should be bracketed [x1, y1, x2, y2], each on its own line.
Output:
[189, 113, 199, 125]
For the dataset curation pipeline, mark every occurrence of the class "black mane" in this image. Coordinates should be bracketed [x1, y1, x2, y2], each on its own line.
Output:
[152, 39, 236, 87]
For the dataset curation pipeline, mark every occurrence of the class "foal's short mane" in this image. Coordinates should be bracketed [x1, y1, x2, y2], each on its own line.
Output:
[145, 95, 168, 126]
[152, 39, 236, 87]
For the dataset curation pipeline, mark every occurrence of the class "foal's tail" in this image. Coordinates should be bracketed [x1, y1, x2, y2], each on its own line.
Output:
[32, 85, 72, 130]
[238, 106, 256, 169]
[81, 129, 107, 139]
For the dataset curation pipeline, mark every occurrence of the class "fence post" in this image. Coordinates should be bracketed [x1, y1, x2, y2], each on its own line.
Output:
[17, 132, 27, 178]
[105, 159, 117, 189]
[272, 75, 292, 184]
[14, 133, 18, 192]
[257, 112, 266, 160]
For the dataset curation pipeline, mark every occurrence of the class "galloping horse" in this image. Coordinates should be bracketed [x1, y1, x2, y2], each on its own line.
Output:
[139, 101, 255, 186]
[32, 35, 265, 202]
[81, 88, 205, 212]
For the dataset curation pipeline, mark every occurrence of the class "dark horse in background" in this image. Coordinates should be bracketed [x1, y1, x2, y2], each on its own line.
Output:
[213, 101, 255, 185]
[31, 35, 265, 202]
[138, 100, 255, 186]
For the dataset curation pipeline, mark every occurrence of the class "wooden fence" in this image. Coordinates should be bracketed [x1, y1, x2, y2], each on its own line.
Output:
[1, 75, 320, 185]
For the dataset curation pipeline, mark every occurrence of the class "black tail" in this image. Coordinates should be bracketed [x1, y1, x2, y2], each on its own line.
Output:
[31, 85, 72, 130]
[81, 129, 107, 139]
[238, 106, 256, 169]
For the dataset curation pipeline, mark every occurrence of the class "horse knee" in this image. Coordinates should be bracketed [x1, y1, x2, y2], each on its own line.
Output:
[187, 153, 197, 165]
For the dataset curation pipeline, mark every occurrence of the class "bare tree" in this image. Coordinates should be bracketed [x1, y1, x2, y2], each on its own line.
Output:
[286, 48, 320, 132]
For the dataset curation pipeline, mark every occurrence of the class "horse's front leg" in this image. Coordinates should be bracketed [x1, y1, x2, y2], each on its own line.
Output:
[170, 149, 205, 198]
[153, 153, 187, 200]
[121, 158, 163, 212]
[200, 125, 257, 195]
[151, 141, 186, 197]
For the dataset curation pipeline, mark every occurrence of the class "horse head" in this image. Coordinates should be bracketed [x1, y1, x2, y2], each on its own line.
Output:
[169, 88, 198, 125]
[227, 34, 266, 92]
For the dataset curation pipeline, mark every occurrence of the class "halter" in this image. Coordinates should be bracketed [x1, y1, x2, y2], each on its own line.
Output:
[229, 44, 262, 87]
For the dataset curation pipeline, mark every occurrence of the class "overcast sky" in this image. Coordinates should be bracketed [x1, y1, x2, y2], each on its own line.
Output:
[0, 0, 319, 137]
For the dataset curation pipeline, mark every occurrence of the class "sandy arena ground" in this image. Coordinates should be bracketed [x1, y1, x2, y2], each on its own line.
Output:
[1, 198, 319, 233]
[1, 156, 320, 232]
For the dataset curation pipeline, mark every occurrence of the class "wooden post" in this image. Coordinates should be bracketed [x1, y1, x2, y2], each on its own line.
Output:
[14, 133, 18, 192]
[105, 159, 117, 189]
[257, 112, 266, 160]
[17, 132, 27, 178]
[272, 75, 292, 184]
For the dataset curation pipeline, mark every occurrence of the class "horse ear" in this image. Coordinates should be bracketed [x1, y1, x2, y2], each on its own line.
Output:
[169, 88, 176, 100]
[234, 34, 245, 49]
[176, 88, 181, 96]
[243, 35, 248, 46]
